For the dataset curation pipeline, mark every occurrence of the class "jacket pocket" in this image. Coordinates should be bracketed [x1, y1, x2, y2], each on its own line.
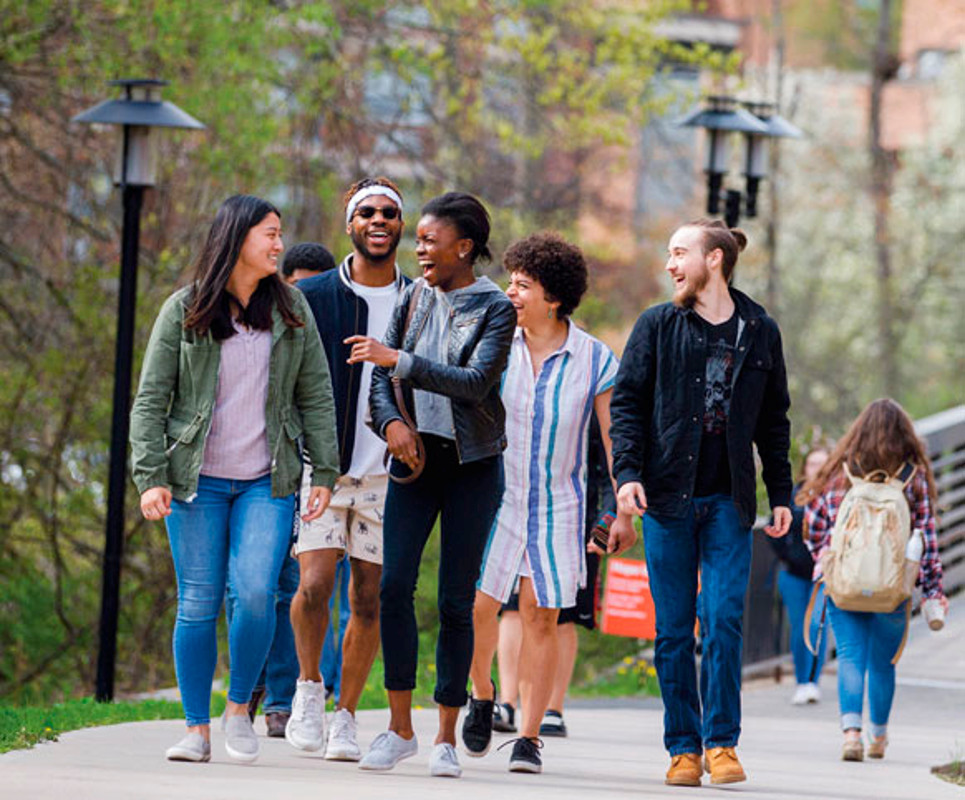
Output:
[165, 413, 204, 455]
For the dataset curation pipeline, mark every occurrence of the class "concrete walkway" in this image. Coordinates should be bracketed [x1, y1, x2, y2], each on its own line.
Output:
[3, 602, 962, 799]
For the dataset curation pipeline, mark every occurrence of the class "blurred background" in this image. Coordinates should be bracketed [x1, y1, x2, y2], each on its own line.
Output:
[1, 0, 962, 704]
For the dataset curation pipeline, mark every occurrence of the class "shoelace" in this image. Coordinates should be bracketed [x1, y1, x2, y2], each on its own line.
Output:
[437, 743, 458, 764]
[294, 690, 322, 723]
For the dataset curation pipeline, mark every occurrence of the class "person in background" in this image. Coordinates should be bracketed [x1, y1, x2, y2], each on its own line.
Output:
[352, 192, 516, 779]
[243, 242, 340, 737]
[130, 195, 339, 764]
[800, 398, 946, 762]
[768, 445, 830, 706]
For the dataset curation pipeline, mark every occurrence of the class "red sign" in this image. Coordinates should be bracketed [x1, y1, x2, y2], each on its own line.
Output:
[600, 558, 656, 639]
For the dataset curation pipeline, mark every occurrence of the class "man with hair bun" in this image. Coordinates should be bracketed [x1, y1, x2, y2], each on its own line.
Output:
[610, 218, 793, 787]
[286, 177, 409, 760]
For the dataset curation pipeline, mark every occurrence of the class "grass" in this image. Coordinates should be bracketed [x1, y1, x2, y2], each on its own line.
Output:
[932, 743, 965, 787]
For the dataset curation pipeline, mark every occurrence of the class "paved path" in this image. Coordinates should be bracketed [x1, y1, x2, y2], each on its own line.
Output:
[3, 601, 962, 799]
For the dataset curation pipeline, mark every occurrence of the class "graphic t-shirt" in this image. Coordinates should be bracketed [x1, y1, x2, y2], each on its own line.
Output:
[694, 312, 739, 498]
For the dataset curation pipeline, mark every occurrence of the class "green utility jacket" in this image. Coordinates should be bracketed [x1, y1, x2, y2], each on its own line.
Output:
[129, 284, 339, 501]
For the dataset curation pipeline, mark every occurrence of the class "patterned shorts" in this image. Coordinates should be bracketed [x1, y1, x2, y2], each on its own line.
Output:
[293, 472, 386, 564]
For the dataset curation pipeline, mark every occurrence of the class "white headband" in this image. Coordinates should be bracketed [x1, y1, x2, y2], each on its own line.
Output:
[345, 185, 404, 224]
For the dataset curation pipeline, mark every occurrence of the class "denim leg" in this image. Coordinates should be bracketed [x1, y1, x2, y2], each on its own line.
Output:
[867, 602, 907, 735]
[263, 551, 300, 712]
[828, 601, 871, 731]
[165, 476, 232, 726]
[434, 454, 503, 708]
[224, 476, 296, 706]
[380, 462, 440, 692]
[643, 507, 701, 756]
[320, 555, 350, 699]
[697, 495, 752, 749]
[778, 570, 825, 684]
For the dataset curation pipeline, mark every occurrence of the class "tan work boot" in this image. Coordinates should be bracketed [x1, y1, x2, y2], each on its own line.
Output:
[665, 752, 703, 786]
[703, 746, 747, 784]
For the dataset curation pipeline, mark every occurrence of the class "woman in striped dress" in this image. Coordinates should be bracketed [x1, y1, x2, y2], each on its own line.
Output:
[462, 233, 637, 773]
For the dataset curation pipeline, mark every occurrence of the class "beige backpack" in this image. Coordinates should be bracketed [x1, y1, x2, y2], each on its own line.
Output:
[821, 463, 915, 613]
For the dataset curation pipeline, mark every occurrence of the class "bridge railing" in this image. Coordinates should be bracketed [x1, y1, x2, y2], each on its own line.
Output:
[743, 404, 965, 674]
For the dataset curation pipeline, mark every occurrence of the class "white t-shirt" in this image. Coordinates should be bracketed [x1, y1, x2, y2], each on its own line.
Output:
[348, 280, 401, 478]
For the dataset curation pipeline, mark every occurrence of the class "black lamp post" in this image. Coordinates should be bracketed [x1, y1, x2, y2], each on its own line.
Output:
[73, 79, 204, 702]
[677, 96, 802, 227]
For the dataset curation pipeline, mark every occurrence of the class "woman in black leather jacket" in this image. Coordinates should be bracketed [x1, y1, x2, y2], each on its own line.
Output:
[345, 192, 515, 777]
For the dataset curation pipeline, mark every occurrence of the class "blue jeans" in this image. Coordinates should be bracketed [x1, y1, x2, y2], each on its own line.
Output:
[643, 494, 752, 755]
[381, 436, 504, 707]
[777, 570, 827, 685]
[320, 554, 351, 702]
[261, 552, 300, 712]
[165, 474, 295, 726]
[827, 599, 907, 737]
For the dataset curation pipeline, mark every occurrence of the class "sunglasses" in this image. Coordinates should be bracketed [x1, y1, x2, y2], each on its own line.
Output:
[354, 204, 400, 220]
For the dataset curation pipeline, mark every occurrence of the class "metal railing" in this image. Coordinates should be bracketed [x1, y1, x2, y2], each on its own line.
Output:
[743, 404, 965, 673]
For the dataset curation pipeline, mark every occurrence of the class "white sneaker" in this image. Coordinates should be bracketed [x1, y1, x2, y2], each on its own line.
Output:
[286, 680, 326, 751]
[429, 742, 462, 778]
[325, 708, 361, 761]
[790, 684, 810, 705]
[803, 682, 821, 704]
[358, 730, 418, 771]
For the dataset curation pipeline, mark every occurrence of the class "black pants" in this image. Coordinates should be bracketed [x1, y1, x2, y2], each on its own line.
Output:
[380, 435, 504, 707]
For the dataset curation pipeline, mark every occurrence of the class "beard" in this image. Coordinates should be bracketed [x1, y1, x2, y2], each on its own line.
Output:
[672, 262, 710, 309]
[351, 227, 401, 264]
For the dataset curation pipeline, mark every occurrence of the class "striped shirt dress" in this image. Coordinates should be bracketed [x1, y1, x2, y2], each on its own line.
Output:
[478, 323, 619, 608]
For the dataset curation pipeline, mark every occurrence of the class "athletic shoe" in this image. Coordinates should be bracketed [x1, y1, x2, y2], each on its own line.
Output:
[246, 686, 265, 722]
[664, 753, 702, 786]
[492, 702, 517, 733]
[703, 746, 746, 784]
[222, 713, 259, 763]
[506, 737, 543, 773]
[325, 708, 362, 761]
[842, 735, 864, 761]
[359, 730, 418, 771]
[791, 683, 821, 705]
[165, 732, 211, 763]
[867, 735, 888, 759]
[265, 711, 289, 738]
[461, 688, 495, 757]
[429, 742, 462, 777]
[286, 680, 326, 752]
[538, 709, 567, 737]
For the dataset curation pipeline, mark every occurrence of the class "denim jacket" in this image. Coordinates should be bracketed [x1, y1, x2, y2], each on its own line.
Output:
[369, 277, 516, 464]
[610, 288, 792, 528]
[129, 284, 339, 501]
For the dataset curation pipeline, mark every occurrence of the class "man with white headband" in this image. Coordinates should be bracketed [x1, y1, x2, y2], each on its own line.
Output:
[287, 177, 409, 760]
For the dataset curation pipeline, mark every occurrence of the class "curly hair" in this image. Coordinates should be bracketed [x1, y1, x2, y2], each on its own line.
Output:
[502, 232, 588, 319]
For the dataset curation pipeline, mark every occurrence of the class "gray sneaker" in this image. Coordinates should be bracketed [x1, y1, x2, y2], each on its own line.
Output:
[358, 730, 418, 771]
[223, 713, 259, 763]
[429, 742, 462, 778]
[165, 732, 211, 763]
[286, 680, 326, 752]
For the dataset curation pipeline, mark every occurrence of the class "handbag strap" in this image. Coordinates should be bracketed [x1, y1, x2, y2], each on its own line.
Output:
[384, 281, 426, 484]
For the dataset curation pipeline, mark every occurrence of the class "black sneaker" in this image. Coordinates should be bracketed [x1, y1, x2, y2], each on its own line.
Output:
[462, 690, 495, 757]
[538, 709, 567, 737]
[505, 737, 543, 773]
[493, 702, 517, 733]
[246, 685, 266, 723]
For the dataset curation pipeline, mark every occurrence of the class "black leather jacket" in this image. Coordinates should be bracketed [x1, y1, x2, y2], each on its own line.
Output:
[370, 278, 516, 464]
[610, 288, 792, 528]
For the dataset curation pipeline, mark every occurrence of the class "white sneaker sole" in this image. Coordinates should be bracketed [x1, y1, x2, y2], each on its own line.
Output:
[165, 748, 210, 763]
[285, 720, 326, 752]
[325, 744, 362, 761]
[430, 765, 462, 778]
[463, 741, 491, 758]
[224, 742, 259, 763]
[509, 760, 542, 774]
[358, 748, 417, 771]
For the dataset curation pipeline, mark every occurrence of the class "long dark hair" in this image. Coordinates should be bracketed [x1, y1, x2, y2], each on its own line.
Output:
[796, 398, 938, 508]
[183, 195, 303, 340]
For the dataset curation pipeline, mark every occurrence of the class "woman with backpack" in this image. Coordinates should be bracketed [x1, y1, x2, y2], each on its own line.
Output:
[797, 398, 946, 762]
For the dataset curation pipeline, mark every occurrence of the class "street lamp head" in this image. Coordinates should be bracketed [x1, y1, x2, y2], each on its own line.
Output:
[73, 78, 204, 188]
[676, 96, 770, 176]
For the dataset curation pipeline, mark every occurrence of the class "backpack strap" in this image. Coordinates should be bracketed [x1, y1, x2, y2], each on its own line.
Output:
[895, 462, 916, 488]
[890, 601, 912, 665]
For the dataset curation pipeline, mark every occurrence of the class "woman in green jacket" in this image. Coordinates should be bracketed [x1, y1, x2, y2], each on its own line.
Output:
[130, 195, 338, 765]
